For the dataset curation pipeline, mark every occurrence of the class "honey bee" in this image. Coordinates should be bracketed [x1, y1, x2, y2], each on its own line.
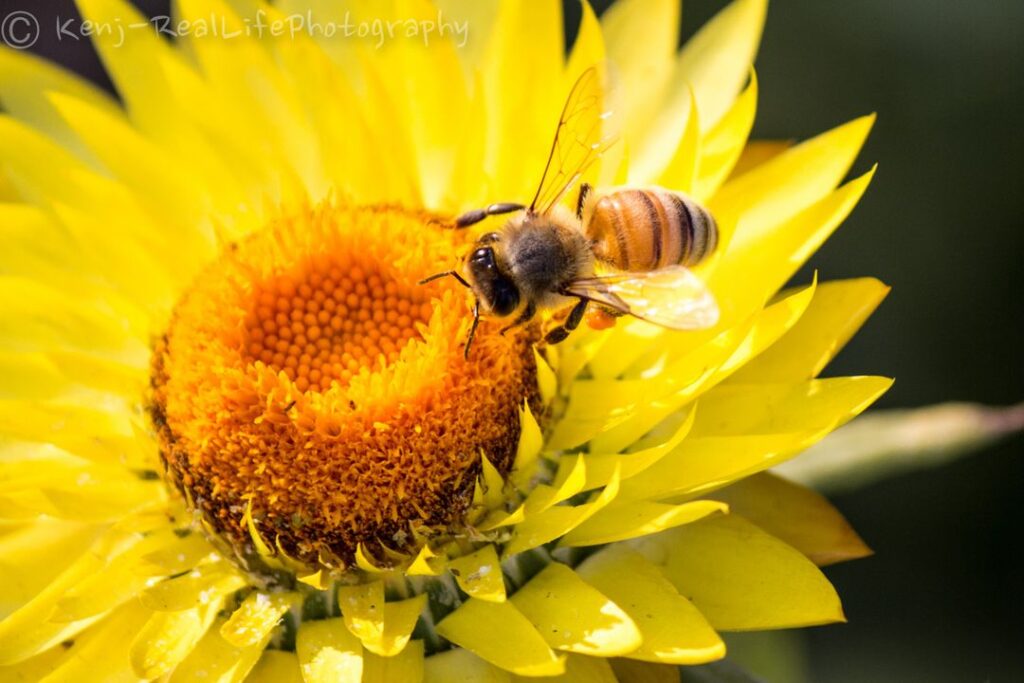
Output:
[422, 65, 719, 358]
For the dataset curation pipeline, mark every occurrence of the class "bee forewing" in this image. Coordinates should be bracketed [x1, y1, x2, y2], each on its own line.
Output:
[566, 265, 719, 330]
[530, 62, 623, 215]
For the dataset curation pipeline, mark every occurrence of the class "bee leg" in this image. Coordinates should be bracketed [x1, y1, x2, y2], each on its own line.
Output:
[464, 299, 482, 360]
[419, 270, 470, 287]
[576, 183, 592, 220]
[544, 298, 588, 345]
[454, 203, 526, 229]
[499, 302, 537, 335]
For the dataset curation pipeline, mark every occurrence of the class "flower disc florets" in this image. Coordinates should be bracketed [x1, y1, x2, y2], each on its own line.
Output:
[150, 203, 539, 572]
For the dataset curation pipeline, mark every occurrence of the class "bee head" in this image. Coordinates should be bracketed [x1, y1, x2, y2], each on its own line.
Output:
[466, 241, 520, 317]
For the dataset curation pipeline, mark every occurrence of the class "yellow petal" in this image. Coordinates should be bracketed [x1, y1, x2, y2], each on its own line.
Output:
[219, 591, 299, 648]
[295, 617, 363, 683]
[0, 646, 73, 683]
[633, 0, 766, 179]
[435, 599, 564, 677]
[615, 377, 892, 503]
[510, 562, 641, 656]
[36, 601, 151, 683]
[712, 116, 875, 249]
[130, 601, 222, 679]
[424, 647, 510, 683]
[708, 473, 872, 566]
[511, 402, 545, 491]
[560, 500, 726, 547]
[602, 0, 679, 144]
[168, 617, 271, 683]
[362, 639, 425, 683]
[580, 406, 695, 492]
[657, 89, 701, 193]
[337, 581, 384, 648]
[524, 454, 587, 514]
[727, 278, 890, 383]
[247, 650, 303, 683]
[576, 546, 724, 665]
[727, 140, 793, 179]
[693, 70, 758, 201]
[0, 49, 119, 164]
[449, 545, 507, 603]
[690, 378, 895, 438]
[632, 515, 845, 629]
[373, 594, 427, 657]
[139, 562, 247, 612]
[407, 543, 445, 577]
[512, 653, 618, 682]
[0, 519, 100, 619]
[503, 467, 620, 557]
[609, 658, 681, 683]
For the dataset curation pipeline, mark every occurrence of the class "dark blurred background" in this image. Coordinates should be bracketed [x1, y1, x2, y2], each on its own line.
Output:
[2, 0, 1021, 680]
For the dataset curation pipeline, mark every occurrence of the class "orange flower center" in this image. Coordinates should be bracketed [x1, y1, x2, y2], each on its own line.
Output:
[150, 204, 539, 573]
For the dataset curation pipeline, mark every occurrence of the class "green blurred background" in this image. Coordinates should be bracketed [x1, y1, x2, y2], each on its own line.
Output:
[3, 0, 1021, 680]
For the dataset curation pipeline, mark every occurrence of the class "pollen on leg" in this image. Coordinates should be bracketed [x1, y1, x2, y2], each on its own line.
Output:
[150, 203, 539, 572]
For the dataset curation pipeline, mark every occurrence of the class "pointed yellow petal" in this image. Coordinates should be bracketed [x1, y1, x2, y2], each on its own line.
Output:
[219, 591, 299, 648]
[0, 49, 120, 165]
[295, 617, 364, 683]
[712, 116, 875, 248]
[633, 0, 766, 179]
[511, 402, 544, 491]
[524, 454, 587, 514]
[632, 515, 845, 629]
[424, 647, 510, 683]
[694, 70, 758, 201]
[130, 601, 222, 679]
[657, 89, 701, 193]
[510, 562, 641, 656]
[727, 278, 890, 383]
[690, 378, 895, 438]
[560, 500, 726, 547]
[677, 0, 765, 131]
[168, 617, 271, 683]
[503, 467, 620, 557]
[362, 639, 425, 683]
[449, 545, 506, 603]
[602, 0, 680, 144]
[615, 377, 892, 503]
[576, 546, 724, 665]
[337, 581, 384, 648]
[727, 140, 793, 179]
[435, 599, 564, 677]
[248, 650, 303, 683]
[708, 473, 872, 566]
[407, 543, 445, 577]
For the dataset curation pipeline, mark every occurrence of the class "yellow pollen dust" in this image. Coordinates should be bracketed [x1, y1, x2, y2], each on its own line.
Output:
[150, 203, 539, 572]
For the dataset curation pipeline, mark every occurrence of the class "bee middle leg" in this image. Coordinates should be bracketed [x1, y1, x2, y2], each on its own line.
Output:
[499, 302, 537, 335]
[454, 203, 525, 229]
[544, 298, 588, 345]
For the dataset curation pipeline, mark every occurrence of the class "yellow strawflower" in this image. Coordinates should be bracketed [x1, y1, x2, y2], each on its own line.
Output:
[0, 0, 890, 680]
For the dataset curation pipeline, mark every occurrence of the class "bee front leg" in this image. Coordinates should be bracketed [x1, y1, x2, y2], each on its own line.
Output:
[544, 298, 588, 345]
[454, 203, 526, 229]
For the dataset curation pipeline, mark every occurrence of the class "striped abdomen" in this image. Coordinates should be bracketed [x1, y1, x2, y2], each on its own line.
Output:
[584, 188, 718, 271]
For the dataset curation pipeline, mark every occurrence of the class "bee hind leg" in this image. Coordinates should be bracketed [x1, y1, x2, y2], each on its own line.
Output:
[575, 183, 592, 220]
[454, 203, 526, 229]
[544, 298, 588, 345]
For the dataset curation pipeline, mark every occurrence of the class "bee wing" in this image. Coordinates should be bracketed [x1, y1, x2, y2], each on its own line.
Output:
[530, 63, 622, 216]
[565, 265, 720, 330]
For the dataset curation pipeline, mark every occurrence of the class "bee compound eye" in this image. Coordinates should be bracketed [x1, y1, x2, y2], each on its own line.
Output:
[490, 279, 520, 317]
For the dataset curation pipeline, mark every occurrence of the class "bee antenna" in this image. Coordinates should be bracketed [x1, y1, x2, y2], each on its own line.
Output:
[418, 270, 470, 288]
[464, 299, 481, 360]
